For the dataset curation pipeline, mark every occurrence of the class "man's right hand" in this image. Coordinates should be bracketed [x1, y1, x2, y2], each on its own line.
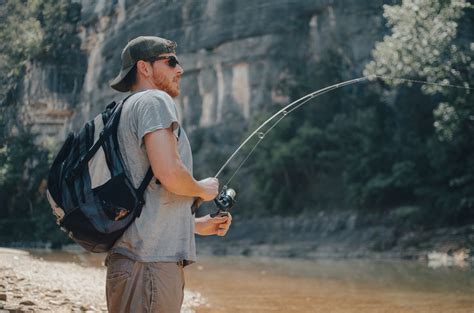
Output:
[198, 177, 219, 201]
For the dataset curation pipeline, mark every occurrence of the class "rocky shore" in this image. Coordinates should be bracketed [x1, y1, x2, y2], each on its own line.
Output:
[0, 248, 203, 313]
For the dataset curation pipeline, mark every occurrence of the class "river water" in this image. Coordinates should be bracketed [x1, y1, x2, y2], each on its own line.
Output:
[29, 250, 474, 313]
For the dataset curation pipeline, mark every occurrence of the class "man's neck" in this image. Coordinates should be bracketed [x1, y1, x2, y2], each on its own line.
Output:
[131, 77, 161, 92]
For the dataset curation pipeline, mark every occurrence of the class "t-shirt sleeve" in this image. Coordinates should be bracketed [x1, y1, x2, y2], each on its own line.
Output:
[134, 91, 180, 147]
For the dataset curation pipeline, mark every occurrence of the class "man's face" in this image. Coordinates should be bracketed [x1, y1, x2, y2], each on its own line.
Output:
[150, 53, 184, 97]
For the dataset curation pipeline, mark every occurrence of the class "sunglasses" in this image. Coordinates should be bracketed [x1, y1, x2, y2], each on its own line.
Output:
[147, 55, 181, 68]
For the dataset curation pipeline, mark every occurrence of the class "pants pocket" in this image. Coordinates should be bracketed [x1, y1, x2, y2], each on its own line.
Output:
[106, 254, 133, 313]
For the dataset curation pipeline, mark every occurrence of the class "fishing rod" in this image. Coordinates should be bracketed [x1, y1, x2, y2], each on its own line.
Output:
[196, 75, 473, 216]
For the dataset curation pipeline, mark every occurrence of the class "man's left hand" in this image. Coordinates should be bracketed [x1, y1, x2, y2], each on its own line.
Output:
[195, 214, 232, 236]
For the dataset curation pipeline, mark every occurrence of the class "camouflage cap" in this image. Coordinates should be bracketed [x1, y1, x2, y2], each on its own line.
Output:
[110, 36, 177, 92]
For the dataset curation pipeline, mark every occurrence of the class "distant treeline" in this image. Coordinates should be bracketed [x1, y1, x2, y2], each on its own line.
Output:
[0, 0, 473, 246]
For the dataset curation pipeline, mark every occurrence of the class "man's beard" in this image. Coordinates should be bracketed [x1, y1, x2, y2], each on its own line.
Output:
[152, 72, 180, 97]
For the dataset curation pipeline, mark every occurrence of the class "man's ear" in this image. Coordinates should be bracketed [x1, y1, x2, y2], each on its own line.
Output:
[136, 60, 151, 78]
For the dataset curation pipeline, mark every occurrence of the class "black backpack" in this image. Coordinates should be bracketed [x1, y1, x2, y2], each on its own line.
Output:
[46, 96, 153, 252]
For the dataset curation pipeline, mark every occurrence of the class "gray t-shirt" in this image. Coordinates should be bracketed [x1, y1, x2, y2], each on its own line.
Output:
[110, 89, 196, 263]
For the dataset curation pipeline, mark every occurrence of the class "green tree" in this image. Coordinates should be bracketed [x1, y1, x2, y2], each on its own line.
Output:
[0, 127, 59, 244]
[364, 0, 474, 224]
[0, 0, 43, 105]
[0, 0, 84, 245]
[0, 0, 85, 104]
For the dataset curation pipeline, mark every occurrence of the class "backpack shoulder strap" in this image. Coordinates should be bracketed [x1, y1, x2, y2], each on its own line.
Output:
[67, 94, 136, 183]
[137, 167, 154, 195]
[135, 166, 153, 217]
[134, 167, 153, 217]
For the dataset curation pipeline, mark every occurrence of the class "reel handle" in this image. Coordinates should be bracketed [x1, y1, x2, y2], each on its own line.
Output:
[210, 211, 230, 218]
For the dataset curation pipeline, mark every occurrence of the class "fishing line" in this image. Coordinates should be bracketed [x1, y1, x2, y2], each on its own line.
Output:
[223, 96, 315, 186]
[215, 75, 473, 185]
[223, 112, 288, 186]
[374, 75, 474, 91]
[214, 76, 371, 179]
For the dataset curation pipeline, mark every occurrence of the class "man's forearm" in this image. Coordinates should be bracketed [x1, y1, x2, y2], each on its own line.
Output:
[194, 216, 207, 235]
[159, 162, 203, 198]
[194, 215, 232, 236]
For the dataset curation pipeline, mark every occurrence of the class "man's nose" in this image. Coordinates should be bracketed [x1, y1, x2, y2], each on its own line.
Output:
[176, 64, 184, 75]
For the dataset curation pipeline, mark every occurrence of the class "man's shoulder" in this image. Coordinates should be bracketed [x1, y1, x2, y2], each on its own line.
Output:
[124, 90, 175, 120]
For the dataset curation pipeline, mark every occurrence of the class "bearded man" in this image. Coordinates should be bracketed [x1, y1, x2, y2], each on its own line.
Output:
[106, 36, 232, 313]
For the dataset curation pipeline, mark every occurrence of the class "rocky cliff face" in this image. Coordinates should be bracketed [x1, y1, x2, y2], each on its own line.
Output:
[21, 0, 394, 143]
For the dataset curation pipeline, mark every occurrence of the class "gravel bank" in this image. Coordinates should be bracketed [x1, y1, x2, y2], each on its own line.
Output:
[0, 248, 204, 312]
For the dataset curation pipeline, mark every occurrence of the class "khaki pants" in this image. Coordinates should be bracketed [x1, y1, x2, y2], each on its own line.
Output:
[105, 253, 185, 313]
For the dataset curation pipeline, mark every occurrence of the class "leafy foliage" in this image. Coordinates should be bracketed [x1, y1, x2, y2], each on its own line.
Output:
[35, 0, 82, 63]
[0, 0, 43, 105]
[364, 0, 474, 224]
[0, 0, 83, 246]
[0, 0, 85, 105]
[365, 0, 472, 93]
[249, 0, 474, 225]
[0, 126, 68, 246]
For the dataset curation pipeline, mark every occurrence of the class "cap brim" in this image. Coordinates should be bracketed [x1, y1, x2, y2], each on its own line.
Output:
[110, 65, 134, 92]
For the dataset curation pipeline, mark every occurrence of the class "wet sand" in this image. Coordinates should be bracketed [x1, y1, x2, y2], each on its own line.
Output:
[0, 248, 203, 312]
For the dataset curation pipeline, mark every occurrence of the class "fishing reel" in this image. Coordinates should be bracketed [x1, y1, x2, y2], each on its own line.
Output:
[210, 186, 236, 217]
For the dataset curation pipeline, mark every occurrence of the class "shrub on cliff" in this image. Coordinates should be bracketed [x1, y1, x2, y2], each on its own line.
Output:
[0, 0, 85, 105]
[0, 0, 43, 105]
